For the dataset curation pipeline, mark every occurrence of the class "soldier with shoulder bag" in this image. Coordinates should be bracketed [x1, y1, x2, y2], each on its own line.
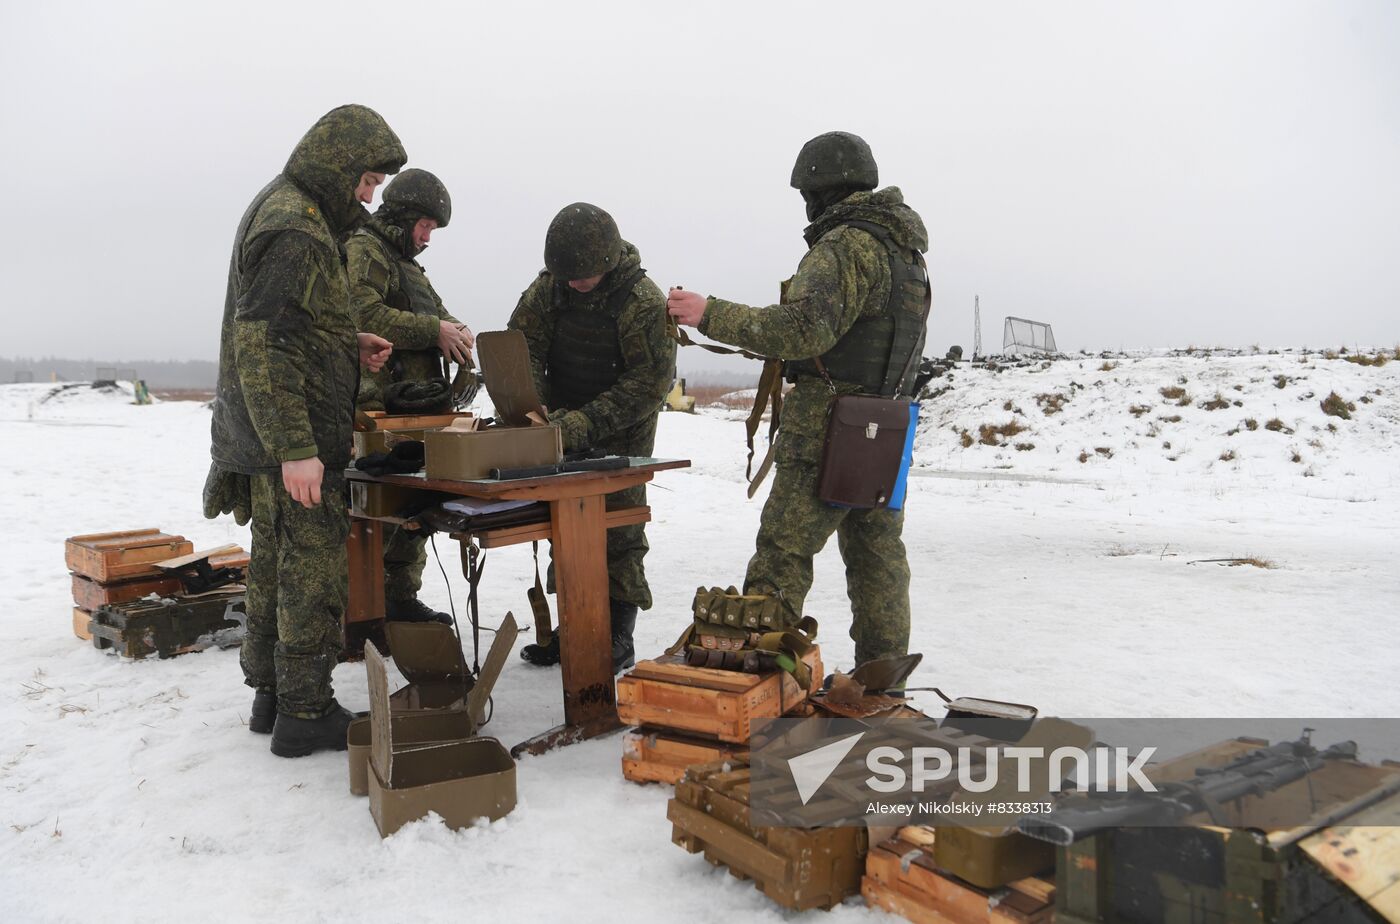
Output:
[666, 131, 931, 667]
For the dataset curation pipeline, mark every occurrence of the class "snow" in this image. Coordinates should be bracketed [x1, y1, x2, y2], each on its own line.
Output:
[3, 352, 1398, 922]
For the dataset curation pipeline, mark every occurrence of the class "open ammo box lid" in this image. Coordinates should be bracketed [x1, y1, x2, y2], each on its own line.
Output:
[383, 615, 519, 727]
[476, 330, 547, 427]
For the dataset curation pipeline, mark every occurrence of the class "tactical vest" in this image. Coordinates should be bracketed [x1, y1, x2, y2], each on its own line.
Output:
[786, 219, 930, 397]
[546, 268, 646, 410]
[359, 227, 438, 317]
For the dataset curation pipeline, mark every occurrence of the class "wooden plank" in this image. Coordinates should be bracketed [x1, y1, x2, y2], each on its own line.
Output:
[866, 847, 994, 924]
[553, 494, 615, 728]
[468, 505, 651, 550]
[72, 607, 92, 641]
[626, 659, 763, 693]
[355, 411, 469, 431]
[152, 543, 243, 571]
[863, 876, 966, 924]
[345, 519, 384, 625]
[622, 729, 748, 786]
[1301, 815, 1400, 924]
[666, 800, 790, 883]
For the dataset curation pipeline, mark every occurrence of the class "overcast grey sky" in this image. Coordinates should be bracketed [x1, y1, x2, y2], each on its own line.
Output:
[2, 0, 1396, 373]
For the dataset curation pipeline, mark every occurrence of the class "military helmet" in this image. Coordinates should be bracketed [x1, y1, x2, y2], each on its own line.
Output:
[544, 202, 622, 280]
[790, 131, 878, 192]
[383, 168, 452, 228]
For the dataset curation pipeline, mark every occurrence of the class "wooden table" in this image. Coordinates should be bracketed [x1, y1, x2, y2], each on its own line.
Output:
[344, 457, 690, 757]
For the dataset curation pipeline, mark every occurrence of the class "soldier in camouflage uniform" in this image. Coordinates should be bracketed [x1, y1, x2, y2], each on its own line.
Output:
[509, 203, 676, 671]
[205, 105, 407, 757]
[667, 132, 930, 666]
[347, 168, 474, 625]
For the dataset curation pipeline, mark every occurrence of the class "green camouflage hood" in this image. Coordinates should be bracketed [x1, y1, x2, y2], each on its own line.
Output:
[283, 104, 407, 235]
[592, 239, 643, 298]
[803, 186, 928, 252]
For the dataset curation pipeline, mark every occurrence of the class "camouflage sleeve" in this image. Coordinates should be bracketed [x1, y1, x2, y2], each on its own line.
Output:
[346, 237, 438, 351]
[506, 273, 555, 404]
[573, 280, 675, 444]
[232, 230, 322, 462]
[697, 229, 885, 359]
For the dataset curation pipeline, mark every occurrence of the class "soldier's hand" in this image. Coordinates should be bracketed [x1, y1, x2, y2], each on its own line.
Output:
[282, 457, 325, 508]
[438, 320, 473, 365]
[666, 287, 708, 328]
[358, 332, 394, 372]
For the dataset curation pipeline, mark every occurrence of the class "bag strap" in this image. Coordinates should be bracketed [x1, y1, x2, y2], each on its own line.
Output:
[528, 540, 553, 646]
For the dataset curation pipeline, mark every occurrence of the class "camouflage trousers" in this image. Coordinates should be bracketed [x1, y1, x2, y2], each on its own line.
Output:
[744, 460, 910, 666]
[546, 483, 653, 611]
[241, 471, 349, 718]
[384, 526, 427, 603]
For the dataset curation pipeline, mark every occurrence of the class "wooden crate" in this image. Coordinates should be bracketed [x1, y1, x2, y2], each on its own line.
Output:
[617, 646, 822, 745]
[862, 828, 1054, 924]
[71, 573, 183, 611]
[72, 607, 92, 641]
[65, 529, 192, 583]
[90, 592, 245, 659]
[668, 756, 868, 911]
[622, 727, 748, 785]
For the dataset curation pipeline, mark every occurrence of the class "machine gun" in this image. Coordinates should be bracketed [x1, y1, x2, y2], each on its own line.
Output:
[1016, 730, 1359, 846]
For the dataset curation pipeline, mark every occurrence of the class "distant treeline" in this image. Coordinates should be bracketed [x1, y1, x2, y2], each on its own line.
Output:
[0, 357, 218, 389]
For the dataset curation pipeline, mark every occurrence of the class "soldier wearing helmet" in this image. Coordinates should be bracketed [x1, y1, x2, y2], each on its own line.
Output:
[509, 202, 676, 672]
[347, 167, 476, 625]
[666, 132, 931, 667]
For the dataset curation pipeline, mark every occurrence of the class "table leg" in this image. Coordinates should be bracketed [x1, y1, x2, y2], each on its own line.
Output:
[344, 518, 385, 656]
[511, 493, 620, 756]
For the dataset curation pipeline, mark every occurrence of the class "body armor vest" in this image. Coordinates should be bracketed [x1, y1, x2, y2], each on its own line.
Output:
[786, 219, 930, 397]
[546, 268, 646, 410]
[358, 226, 438, 317]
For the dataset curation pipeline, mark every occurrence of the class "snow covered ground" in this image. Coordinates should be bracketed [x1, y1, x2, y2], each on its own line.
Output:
[2, 351, 1398, 922]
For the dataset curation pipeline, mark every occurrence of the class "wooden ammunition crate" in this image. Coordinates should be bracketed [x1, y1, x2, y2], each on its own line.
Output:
[863, 827, 1055, 924]
[622, 727, 749, 785]
[65, 529, 192, 583]
[668, 757, 868, 911]
[90, 592, 246, 660]
[71, 573, 183, 611]
[617, 646, 823, 745]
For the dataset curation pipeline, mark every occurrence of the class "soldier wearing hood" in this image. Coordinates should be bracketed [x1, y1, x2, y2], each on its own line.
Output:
[508, 203, 676, 672]
[205, 104, 407, 757]
[667, 132, 930, 667]
[347, 168, 474, 625]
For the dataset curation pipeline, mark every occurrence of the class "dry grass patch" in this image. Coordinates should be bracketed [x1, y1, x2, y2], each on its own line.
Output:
[1244, 418, 1258, 431]
[1035, 392, 1068, 415]
[1320, 391, 1356, 420]
[1099, 361, 1119, 372]
[1159, 414, 1182, 424]
[1274, 374, 1290, 389]
[1219, 449, 1236, 461]
[1159, 385, 1191, 406]
[1200, 393, 1231, 411]
[1128, 404, 1152, 418]
[1014, 442, 1035, 451]
[958, 430, 974, 448]
[1094, 446, 1113, 458]
[1265, 418, 1292, 433]
[978, 419, 1028, 446]
[1344, 353, 1389, 367]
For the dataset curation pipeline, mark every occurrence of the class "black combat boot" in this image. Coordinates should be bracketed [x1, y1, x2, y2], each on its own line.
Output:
[249, 688, 276, 734]
[610, 599, 637, 674]
[520, 632, 560, 666]
[269, 702, 357, 758]
[385, 597, 452, 625]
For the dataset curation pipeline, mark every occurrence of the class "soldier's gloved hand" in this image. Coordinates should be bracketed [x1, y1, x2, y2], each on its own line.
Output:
[547, 408, 591, 452]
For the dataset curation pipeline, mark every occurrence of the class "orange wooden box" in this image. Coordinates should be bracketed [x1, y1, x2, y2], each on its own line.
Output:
[862, 829, 1055, 924]
[72, 607, 92, 641]
[71, 573, 182, 611]
[65, 529, 192, 583]
[622, 727, 749, 785]
[616, 646, 822, 745]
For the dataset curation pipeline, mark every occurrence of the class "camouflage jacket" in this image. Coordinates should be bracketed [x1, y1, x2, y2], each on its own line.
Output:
[347, 214, 460, 409]
[210, 105, 406, 475]
[698, 187, 929, 464]
[508, 241, 675, 455]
